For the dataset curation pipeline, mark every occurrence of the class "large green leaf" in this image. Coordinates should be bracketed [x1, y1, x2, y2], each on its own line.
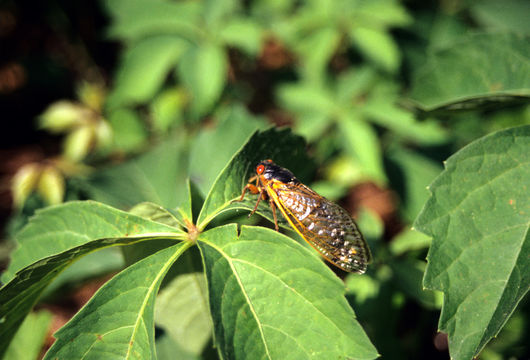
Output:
[198, 224, 378, 359]
[409, 33, 530, 111]
[2, 201, 184, 283]
[196, 127, 309, 231]
[43, 243, 190, 359]
[0, 234, 183, 358]
[414, 125, 530, 359]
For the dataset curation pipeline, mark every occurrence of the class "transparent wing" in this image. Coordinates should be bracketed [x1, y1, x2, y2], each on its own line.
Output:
[271, 182, 371, 273]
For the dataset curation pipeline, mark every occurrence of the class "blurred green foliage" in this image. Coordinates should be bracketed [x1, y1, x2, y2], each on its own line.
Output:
[3, 0, 530, 359]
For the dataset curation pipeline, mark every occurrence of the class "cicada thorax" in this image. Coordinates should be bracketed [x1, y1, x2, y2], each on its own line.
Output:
[270, 182, 370, 273]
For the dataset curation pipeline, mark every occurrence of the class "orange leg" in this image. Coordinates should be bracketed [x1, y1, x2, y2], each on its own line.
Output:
[235, 176, 265, 217]
[268, 197, 279, 231]
[249, 190, 264, 217]
[238, 183, 260, 201]
[235, 176, 279, 231]
[236, 176, 259, 200]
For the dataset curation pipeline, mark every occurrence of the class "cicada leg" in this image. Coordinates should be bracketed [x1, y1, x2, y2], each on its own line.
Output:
[235, 175, 280, 231]
[235, 175, 263, 215]
[268, 197, 280, 231]
[236, 175, 259, 201]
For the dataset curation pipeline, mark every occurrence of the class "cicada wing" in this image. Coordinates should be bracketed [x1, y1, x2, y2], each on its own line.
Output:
[272, 183, 371, 273]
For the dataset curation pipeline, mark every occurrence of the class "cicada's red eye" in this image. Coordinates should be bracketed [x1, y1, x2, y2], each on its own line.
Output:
[256, 164, 265, 175]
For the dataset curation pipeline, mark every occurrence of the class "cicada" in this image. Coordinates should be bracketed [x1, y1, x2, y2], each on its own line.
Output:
[238, 159, 371, 273]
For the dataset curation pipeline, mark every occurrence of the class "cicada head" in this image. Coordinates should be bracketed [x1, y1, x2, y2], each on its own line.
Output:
[256, 159, 299, 185]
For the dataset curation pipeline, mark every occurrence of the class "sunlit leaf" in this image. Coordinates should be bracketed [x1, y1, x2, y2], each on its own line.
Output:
[198, 224, 378, 359]
[415, 125, 530, 359]
[0, 233, 183, 358]
[2, 201, 183, 283]
[44, 243, 190, 359]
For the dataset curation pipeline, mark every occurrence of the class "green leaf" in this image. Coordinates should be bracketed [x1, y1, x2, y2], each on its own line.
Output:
[362, 100, 449, 145]
[155, 334, 200, 360]
[277, 83, 336, 117]
[294, 26, 341, 83]
[351, 0, 412, 28]
[42, 247, 124, 298]
[337, 112, 386, 184]
[44, 242, 191, 359]
[350, 26, 401, 73]
[389, 259, 439, 309]
[196, 127, 309, 231]
[150, 87, 187, 134]
[104, 0, 201, 41]
[414, 125, 530, 359]
[409, 33, 530, 111]
[174, 179, 204, 227]
[154, 273, 211, 355]
[129, 202, 184, 229]
[202, 0, 239, 30]
[0, 234, 183, 358]
[219, 17, 264, 55]
[335, 67, 378, 104]
[177, 42, 228, 118]
[293, 113, 332, 142]
[83, 138, 189, 209]
[2, 201, 183, 283]
[386, 146, 443, 223]
[470, 0, 530, 35]
[356, 208, 384, 246]
[3, 310, 52, 360]
[107, 108, 148, 152]
[197, 224, 378, 359]
[389, 228, 431, 256]
[108, 35, 188, 107]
